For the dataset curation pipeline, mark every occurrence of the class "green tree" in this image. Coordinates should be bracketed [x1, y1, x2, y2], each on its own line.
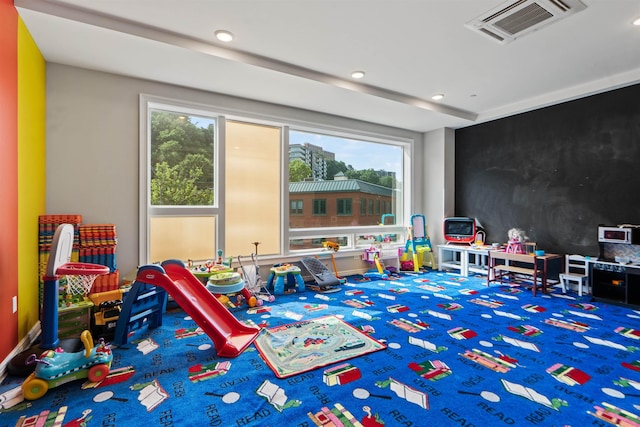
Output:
[151, 160, 213, 205]
[346, 168, 381, 185]
[289, 159, 312, 182]
[380, 175, 395, 188]
[326, 159, 348, 180]
[150, 110, 214, 205]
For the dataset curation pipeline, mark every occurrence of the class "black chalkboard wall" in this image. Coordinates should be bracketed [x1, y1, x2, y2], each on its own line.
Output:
[455, 83, 640, 257]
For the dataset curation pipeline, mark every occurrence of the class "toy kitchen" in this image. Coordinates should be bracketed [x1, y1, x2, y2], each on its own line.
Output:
[591, 224, 640, 307]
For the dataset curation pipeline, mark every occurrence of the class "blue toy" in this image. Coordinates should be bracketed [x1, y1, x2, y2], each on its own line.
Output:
[267, 263, 306, 295]
[22, 330, 113, 400]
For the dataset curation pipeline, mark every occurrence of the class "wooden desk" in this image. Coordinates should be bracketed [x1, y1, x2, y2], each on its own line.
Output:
[487, 250, 561, 296]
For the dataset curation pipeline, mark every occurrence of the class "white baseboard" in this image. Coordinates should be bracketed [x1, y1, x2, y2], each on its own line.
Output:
[0, 321, 41, 383]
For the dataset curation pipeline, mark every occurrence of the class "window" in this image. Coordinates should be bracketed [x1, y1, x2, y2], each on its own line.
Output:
[337, 198, 352, 215]
[149, 109, 215, 206]
[141, 96, 410, 264]
[225, 120, 281, 256]
[144, 105, 218, 263]
[142, 98, 281, 263]
[290, 200, 303, 215]
[313, 199, 327, 215]
[288, 129, 407, 251]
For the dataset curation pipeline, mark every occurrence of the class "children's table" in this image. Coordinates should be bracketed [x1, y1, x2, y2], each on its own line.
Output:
[267, 264, 305, 295]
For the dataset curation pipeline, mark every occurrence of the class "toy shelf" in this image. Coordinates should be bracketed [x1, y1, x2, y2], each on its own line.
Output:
[437, 244, 490, 277]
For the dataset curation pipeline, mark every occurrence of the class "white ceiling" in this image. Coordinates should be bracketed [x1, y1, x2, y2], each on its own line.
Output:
[15, 0, 640, 133]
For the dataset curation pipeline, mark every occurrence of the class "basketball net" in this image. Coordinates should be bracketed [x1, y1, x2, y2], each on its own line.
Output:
[65, 274, 101, 296]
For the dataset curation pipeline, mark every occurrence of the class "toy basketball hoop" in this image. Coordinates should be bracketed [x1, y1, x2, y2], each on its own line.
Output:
[41, 224, 110, 349]
[45, 224, 109, 295]
[58, 262, 110, 295]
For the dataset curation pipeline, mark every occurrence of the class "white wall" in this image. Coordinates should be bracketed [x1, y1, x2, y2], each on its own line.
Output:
[422, 127, 456, 261]
[45, 64, 423, 277]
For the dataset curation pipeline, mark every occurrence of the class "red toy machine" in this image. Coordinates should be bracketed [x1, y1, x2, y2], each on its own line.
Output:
[443, 217, 483, 244]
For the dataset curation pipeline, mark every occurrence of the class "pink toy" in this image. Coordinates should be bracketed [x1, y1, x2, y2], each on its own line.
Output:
[505, 228, 528, 254]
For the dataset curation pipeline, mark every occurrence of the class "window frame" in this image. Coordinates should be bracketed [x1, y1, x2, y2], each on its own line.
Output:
[140, 95, 413, 265]
[140, 96, 223, 264]
[337, 198, 353, 216]
[290, 199, 303, 215]
[286, 125, 412, 253]
[312, 199, 327, 216]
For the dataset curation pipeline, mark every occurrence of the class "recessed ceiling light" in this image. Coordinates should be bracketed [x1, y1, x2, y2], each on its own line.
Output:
[351, 71, 365, 79]
[215, 30, 234, 42]
[633, 17, 640, 26]
[431, 94, 445, 101]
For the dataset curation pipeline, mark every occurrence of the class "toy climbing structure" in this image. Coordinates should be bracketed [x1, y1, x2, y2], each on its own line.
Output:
[114, 260, 260, 357]
[404, 214, 435, 272]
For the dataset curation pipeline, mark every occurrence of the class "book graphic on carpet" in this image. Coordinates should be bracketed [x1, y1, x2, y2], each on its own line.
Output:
[254, 315, 385, 378]
[584, 335, 638, 352]
[546, 363, 591, 386]
[616, 326, 640, 339]
[493, 310, 524, 320]
[256, 380, 301, 412]
[308, 403, 363, 427]
[448, 326, 477, 340]
[323, 363, 361, 386]
[131, 379, 169, 412]
[187, 361, 231, 383]
[566, 310, 602, 320]
[408, 359, 452, 380]
[544, 318, 590, 332]
[388, 318, 428, 333]
[590, 402, 640, 426]
[378, 377, 429, 410]
[500, 379, 565, 410]
[460, 349, 517, 373]
[408, 336, 447, 353]
[614, 376, 640, 391]
[494, 335, 541, 352]
[424, 309, 452, 320]
[508, 324, 543, 337]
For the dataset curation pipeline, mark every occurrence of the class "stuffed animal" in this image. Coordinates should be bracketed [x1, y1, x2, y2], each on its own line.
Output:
[505, 228, 528, 254]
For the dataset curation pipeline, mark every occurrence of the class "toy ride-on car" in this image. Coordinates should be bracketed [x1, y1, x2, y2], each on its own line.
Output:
[21, 329, 113, 400]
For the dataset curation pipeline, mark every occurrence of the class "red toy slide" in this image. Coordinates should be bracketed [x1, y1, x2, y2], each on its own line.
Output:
[137, 260, 261, 357]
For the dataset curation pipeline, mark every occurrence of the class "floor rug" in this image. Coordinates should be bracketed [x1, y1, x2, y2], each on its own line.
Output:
[254, 315, 386, 378]
[4, 269, 640, 426]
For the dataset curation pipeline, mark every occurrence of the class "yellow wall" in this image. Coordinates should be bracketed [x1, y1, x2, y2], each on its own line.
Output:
[17, 17, 46, 337]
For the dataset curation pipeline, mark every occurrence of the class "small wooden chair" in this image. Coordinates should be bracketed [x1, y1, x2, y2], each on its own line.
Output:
[559, 254, 589, 296]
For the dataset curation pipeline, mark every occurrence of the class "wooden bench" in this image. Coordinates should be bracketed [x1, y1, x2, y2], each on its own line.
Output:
[487, 251, 545, 296]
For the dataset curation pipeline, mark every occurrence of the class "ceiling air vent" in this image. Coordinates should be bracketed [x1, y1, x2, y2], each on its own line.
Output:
[465, 0, 587, 44]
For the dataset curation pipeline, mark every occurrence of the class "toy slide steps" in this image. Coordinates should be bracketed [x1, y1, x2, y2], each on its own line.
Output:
[128, 260, 260, 357]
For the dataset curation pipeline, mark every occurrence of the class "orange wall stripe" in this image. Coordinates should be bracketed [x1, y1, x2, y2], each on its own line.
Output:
[0, 0, 20, 361]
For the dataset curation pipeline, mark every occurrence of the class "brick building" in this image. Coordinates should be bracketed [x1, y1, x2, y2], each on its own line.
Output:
[289, 177, 394, 228]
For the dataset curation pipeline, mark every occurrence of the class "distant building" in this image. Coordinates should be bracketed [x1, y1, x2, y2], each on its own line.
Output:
[289, 178, 394, 228]
[289, 143, 335, 180]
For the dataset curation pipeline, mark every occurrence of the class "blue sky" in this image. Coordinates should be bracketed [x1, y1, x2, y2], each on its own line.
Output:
[290, 130, 402, 175]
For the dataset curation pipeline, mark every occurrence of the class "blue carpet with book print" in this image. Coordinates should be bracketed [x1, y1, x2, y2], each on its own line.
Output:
[2, 268, 640, 427]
